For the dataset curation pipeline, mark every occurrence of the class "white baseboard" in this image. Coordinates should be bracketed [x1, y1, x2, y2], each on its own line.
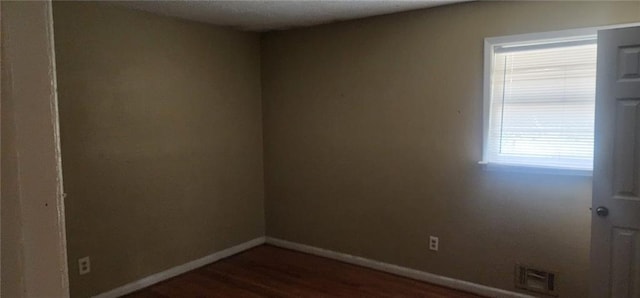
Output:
[93, 236, 266, 298]
[93, 235, 531, 298]
[265, 237, 533, 298]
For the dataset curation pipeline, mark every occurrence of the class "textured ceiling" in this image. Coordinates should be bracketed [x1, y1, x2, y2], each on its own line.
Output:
[118, 1, 466, 32]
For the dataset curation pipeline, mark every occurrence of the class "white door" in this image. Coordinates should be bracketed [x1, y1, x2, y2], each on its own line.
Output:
[591, 26, 640, 298]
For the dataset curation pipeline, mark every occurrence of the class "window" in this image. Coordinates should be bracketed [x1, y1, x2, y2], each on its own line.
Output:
[482, 31, 598, 173]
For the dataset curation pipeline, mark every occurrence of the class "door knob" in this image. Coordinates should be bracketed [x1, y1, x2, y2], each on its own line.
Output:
[596, 206, 609, 217]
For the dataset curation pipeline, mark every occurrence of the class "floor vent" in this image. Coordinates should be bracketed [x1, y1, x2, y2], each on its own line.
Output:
[515, 264, 558, 296]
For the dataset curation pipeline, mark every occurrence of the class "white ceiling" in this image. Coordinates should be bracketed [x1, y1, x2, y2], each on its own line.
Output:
[118, 1, 466, 32]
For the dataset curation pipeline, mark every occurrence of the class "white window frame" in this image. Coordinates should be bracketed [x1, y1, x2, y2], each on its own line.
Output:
[481, 23, 640, 176]
[481, 27, 599, 175]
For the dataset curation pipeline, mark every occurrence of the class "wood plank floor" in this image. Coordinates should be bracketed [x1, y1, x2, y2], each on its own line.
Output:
[124, 245, 484, 298]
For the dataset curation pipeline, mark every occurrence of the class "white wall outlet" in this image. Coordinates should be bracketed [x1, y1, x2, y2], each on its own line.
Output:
[78, 256, 91, 275]
[429, 236, 439, 251]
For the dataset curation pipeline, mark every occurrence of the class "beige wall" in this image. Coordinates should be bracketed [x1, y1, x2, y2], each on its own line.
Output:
[1, 3, 25, 296]
[52, 2, 264, 297]
[261, 2, 640, 297]
[49, 1, 640, 297]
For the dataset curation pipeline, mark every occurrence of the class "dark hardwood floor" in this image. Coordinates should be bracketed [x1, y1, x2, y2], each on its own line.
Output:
[124, 245, 484, 297]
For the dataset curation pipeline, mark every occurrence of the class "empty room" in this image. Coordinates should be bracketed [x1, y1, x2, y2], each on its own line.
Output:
[2, 0, 640, 297]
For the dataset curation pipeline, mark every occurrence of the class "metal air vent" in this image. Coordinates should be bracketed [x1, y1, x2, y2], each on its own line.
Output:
[515, 264, 558, 296]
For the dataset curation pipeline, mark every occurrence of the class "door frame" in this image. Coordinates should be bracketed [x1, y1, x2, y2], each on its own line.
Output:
[1, 0, 69, 296]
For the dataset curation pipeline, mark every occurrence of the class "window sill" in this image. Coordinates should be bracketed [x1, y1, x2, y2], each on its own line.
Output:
[478, 161, 592, 176]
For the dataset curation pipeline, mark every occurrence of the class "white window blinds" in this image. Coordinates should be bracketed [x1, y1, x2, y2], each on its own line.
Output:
[486, 40, 597, 171]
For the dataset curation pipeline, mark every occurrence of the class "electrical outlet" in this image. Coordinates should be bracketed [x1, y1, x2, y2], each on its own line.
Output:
[78, 256, 90, 275]
[429, 236, 439, 251]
